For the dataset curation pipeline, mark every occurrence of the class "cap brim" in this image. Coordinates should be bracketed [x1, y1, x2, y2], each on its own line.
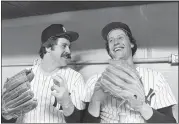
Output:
[55, 31, 79, 42]
[102, 22, 131, 41]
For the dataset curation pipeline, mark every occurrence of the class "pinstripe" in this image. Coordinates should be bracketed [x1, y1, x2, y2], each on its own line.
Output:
[32, 65, 40, 122]
[57, 105, 60, 122]
[162, 86, 168, 105]
[44, 77, 51, 122]
[164, 79, 176, 103]
[39, 76, 47, 121]
[36, 72, 42, 123]
[165, 86, 173, 105]
[66, 69, 71, 90]
[84, 66, 177, 123]
[39, 75, 45, 122]
[73, 73, 80, 86]
[22, 59, 85, 123]
[69, 70, 75, 91]
[53, 105, 55, 123]
[49, 95, 52, 122]
[78, 79, 82, 108]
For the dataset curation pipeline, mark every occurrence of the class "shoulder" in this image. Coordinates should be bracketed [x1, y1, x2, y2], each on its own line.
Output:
[82, 73, 102, 102]
[86, 73, 102, 88]
[137, 66, 167, 90]
[136, 66, 163, 81]
[32, 58, 41, 66]
[59, 67, 82, 78]
[56, 67, 84, 87]
[29, 58, 41, 72]
[136, 66, 159, 75]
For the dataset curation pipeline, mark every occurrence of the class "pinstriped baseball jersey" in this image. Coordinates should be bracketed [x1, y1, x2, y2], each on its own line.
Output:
[18, 58, 85, 123]
[82, 66, 177, 123]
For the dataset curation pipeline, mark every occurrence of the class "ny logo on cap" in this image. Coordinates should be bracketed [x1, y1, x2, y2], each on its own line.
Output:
[62, 27, 66, 32]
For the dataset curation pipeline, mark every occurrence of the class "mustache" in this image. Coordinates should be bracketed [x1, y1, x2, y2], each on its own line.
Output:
[114, 43, 125, 47]
[61, 52, 71, 59]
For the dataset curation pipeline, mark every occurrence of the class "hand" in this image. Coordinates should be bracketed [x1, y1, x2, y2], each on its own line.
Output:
[106, 64, 145, 102]
[91, 81, 109, 104]
[117, 90, 144, 111]
[88, 82, 109, 117]
[51, 75, 71, 107]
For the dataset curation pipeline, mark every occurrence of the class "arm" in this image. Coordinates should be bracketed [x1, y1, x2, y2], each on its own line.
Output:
[64, 102, 100, 123]
[1, 116, 17, 123]
[144, 105, 176, 123]
[52, 73, 86, 123]
[138, 71, 177, 123]
[82, 102, 101, 123]
[63, 106, 82, 123]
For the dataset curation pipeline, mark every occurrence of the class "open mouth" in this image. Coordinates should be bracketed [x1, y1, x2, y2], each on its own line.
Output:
[61, 53, 71, 59]
[113, 46, 124, 52]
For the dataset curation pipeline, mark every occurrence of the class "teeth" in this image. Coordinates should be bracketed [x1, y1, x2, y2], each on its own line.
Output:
[64, 56, 68, 59]
[114, 47, 123, 52]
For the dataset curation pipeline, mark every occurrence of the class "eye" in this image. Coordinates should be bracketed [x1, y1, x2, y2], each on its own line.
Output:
[69, 45, 71, 49]
[62, 44, 66, 48]
[108, 39, 113, 43]
[118, 36, 124, 40]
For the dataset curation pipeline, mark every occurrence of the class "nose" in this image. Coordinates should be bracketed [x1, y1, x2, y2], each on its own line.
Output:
[114, 38, 120, 45]
[65, 46, 71, 54]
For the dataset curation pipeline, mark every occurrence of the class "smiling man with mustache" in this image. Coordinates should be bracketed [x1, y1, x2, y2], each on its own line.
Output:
[2, 24, 86, 123]
[83, 22, 177, 123]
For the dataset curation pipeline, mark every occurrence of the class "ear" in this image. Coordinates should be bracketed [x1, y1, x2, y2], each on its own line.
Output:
[45, 47, 51, 53]
[130, 43, 134, 48]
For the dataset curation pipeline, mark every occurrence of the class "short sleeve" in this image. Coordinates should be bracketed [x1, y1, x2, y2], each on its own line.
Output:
[82, 74, 102, 102]
[70, 74, 86, 110]
[152, 72, 177, 109]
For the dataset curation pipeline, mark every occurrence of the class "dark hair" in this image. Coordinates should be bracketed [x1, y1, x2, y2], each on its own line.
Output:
[39, 36, 58, 58]
[105, 30, 137, 58]
[38, 35, 71, 58]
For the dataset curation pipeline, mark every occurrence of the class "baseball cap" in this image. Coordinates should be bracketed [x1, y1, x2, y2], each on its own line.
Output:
[41, 24, 79, 44]
[102, 22, 132, 41]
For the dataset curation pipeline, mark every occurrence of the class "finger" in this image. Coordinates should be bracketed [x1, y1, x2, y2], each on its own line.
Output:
[3, 82, 31, 102]
[120, 90, 144, 103]
[106, 66, 136, 84]
[102, 72, 144, 101]
[100, 79, 124, 99]
[6, 91, 34, 108]
[51, 86, 54, 91]
[51, 90, 60, 98]
[3, 98, 38, 116]
[125, 103, 134, 111]
[51, 84, 61, 93]
[106, 66, 144, 91]
[94, 82, 101, 92]
[117, 90, 135, 100]
[27, 72, 34, 82]
[108, 64, 140, 80]
[53, 79, 60, 87]
[102, 72, 134, 91]
[52, 75, 67, 88]
[103, 71, 131, 86]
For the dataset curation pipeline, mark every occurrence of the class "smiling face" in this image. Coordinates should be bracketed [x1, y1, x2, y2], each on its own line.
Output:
[46, 37, 71, 66]
[107, 29, 134, 60]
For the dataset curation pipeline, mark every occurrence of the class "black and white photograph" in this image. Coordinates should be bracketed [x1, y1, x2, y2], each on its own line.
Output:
[1, 1, 178, 123]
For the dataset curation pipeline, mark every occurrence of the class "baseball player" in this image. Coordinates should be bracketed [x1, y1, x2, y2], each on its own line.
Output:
[82, 22, 177, 123]
[2, 24, 85, 123]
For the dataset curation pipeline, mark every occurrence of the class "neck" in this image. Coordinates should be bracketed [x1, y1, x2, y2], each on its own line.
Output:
[126, 57, 136, 68]
[40, 55, 61, 74]
[114, 56, 136, 69]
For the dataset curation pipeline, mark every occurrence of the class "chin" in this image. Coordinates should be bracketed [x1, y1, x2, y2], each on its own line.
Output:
[58, 61, 67, 67]
[61, 63, 67, 67]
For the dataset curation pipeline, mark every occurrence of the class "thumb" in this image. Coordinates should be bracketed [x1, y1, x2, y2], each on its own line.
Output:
[52, 75, 67, 88]
[51, 90, 58, 98]
[27, 72, 34, 82]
